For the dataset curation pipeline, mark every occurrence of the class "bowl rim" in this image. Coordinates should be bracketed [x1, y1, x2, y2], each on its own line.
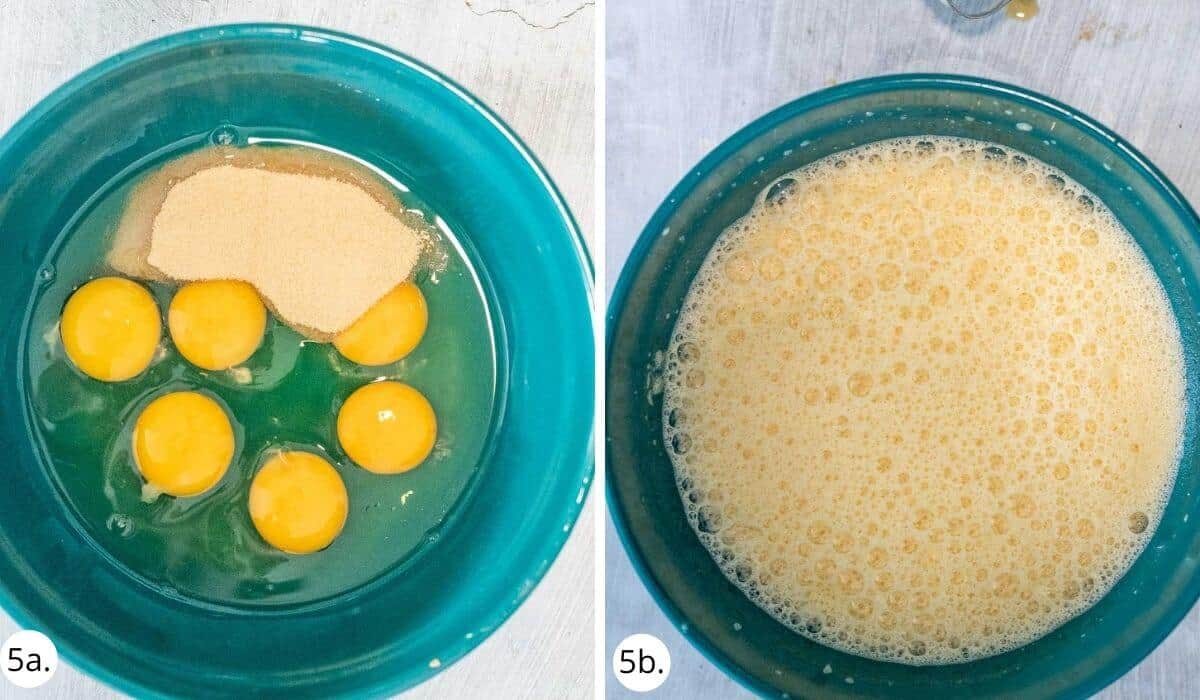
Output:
[0, 22, 594, 700]
[605, 71, 1200, 699]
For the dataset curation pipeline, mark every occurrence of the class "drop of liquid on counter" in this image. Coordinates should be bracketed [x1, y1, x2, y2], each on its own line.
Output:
[1007, 0, 1038, 21]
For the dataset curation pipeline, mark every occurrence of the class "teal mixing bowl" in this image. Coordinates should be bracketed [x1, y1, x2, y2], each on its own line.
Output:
[0, 24, 593, 697]
[607, 74, 1200, 698]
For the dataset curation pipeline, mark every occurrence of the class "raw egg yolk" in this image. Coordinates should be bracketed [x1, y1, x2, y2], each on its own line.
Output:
[333, 282, 427, 366]
[249, 451, 348, 554]
[60, 276, 161, 381]
[169, 280, 267, 370]
[337, 381, 436, 474]
[132, 391, 234, 497]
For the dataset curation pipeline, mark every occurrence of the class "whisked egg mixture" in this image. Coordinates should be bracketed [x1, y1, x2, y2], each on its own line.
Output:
[663, 137, 1185, 664]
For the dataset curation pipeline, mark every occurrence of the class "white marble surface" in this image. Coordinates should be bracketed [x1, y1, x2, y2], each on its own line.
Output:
[606, 1, 1200, 698]
[0, 1, 594, 698]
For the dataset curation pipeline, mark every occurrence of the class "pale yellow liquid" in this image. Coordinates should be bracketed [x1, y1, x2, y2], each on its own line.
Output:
[663, 137, 1185, 664]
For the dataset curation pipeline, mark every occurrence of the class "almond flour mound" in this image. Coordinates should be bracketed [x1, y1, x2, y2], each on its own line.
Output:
[108, 145, 428, 340]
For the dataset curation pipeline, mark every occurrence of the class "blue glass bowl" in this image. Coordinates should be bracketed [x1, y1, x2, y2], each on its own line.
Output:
[0, 24, 593, 698]
[607, 74, 1200, 699]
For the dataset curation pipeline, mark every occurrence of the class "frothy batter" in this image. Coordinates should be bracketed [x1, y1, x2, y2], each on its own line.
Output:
[663, 137, 1185, 664]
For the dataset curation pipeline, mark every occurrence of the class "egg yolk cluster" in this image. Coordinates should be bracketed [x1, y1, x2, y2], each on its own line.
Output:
[61, 275, 437, 555]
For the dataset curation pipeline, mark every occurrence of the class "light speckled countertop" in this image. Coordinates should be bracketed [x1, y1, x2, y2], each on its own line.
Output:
[0, 1, 593, 698]
[606, 1, 1200, 698]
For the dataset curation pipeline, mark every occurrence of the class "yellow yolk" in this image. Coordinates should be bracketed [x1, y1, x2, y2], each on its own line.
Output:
[249, 451, 348, 554]
[337, 381, 437, 474]
[169, 280, 267, 370]
[333, 282, 428, 366]
[60, 276, 161, 381]
[132, 391, 234, 497]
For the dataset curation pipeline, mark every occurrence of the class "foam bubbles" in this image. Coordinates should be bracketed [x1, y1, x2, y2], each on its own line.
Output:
[662, 136, 1185, 666]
